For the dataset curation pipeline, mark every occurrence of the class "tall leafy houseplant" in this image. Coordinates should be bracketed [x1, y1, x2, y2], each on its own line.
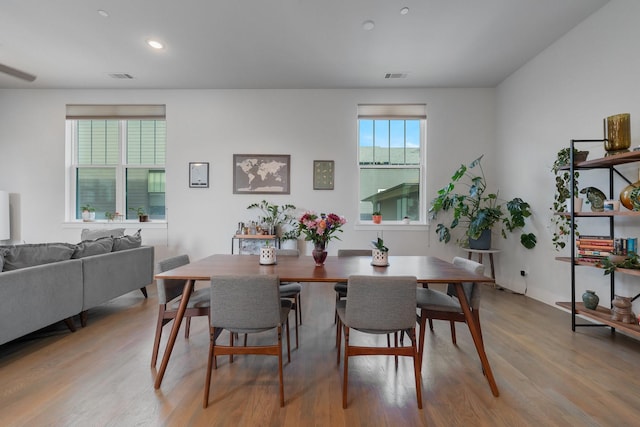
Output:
[247, 200, 297, 235]
[550, 148, 584, 250]
[429, 155, 537, 249]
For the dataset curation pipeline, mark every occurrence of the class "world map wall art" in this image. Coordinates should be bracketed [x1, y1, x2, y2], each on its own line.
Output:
[233, 154, 291, 194]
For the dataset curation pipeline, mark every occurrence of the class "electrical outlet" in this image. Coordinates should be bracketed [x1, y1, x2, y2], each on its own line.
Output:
[520, 270, 527, 277]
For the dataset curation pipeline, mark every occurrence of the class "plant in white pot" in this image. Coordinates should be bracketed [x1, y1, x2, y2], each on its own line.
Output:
[280, 229, 300, 250]
[247, 200, 297, 236]
[429, 154, 536, 250]
[81, 204, 96, 222]
[371, 237, 389, 266]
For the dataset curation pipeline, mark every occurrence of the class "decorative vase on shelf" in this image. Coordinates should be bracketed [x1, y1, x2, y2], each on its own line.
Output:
[312, 242, 328, 266]
[619, 169, 640, 210]
[611, 295, 635, 324]
[581, 290, 599, 310]
[604, 113, 631, 154]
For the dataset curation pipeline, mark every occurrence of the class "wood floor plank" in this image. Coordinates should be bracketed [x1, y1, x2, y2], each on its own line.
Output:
[1, 282, 640, 426]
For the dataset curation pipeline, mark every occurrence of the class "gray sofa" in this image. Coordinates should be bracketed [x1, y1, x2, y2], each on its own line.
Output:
[0, 235, 154, 346]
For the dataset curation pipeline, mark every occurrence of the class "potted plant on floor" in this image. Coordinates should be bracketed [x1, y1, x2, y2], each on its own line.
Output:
[429, 154, 536, 250]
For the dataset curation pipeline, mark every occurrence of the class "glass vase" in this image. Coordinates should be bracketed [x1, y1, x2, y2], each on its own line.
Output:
[312, 242, 327, 266]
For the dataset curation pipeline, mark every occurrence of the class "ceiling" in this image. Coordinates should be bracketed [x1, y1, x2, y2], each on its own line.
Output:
[0, 0, 608, 90]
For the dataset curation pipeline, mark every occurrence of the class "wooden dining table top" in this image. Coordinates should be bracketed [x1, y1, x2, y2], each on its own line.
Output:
[154, 254, 495, 284]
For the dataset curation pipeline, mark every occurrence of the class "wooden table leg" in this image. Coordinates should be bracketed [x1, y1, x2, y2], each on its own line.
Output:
[454, 283, 500, 397]
[488, 254, 496, 280]
[154, 279, 195, 389]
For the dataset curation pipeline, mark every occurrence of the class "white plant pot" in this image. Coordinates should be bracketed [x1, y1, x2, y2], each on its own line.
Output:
[372, 249, 388, 266]
[82, 211, 95, 221]
[281, 239, 297, 250]
[259, 246, 277, 265]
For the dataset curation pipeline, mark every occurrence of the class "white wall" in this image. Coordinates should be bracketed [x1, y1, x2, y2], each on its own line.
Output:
[496, 0, 640, 313]
[0, 88, 495, 263]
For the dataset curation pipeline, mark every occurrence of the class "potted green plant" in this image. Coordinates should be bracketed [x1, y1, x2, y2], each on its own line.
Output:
[280, 229, 300, 250]
[371, 237, 389, 266]
[429, 155, 536, 249]
[550, 147, 587, 250]
[247, 200, 297, 236]
[372, 211, 382, 224]
[80, 204, 96, 222]
[130, 207, 149, 222]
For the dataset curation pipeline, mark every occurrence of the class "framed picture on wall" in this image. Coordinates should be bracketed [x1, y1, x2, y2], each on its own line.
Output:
[313, 160, 334, 190]
[189, 162, 209, 188]
[233, 154, 290, 194]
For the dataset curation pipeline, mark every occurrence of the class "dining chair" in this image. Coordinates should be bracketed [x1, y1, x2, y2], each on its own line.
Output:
[275, 248, 302, 348]
[334, 249, 372, 324]
[151, 254, 210, 367]
[336, 275, 422, 409]
[416, 256, 485, 369]
[203, 274, 292, 408]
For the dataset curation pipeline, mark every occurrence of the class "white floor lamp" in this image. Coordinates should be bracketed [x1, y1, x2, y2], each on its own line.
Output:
[0, 190, 10, 241]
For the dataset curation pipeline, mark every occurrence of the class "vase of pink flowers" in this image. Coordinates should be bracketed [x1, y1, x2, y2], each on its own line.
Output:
[297, 211, 347, 266]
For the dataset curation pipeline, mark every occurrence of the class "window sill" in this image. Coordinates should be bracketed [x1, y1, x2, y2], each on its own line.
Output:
[63, 220, 167, 230]
[354, 222, 429, 232]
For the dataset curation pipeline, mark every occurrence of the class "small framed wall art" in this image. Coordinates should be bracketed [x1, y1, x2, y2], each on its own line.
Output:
[313, 160, 334, 190]
[189, 162, 209, 188]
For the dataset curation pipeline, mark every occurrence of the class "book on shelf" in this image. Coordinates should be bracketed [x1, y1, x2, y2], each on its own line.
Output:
[578, 249, 612, 256]
[578, 235, 613, 240]
[576, 243, 614, 250]
[576, 239, 614, 246]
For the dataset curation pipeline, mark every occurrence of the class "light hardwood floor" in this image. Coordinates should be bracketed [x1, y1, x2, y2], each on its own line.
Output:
[1, 281, 640, 427]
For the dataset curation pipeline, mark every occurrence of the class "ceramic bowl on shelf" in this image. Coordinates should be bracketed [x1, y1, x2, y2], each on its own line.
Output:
[607, 254, 627, 264]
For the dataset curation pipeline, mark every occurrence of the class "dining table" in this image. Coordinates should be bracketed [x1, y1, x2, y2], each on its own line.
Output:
[153, 254, 499, 396]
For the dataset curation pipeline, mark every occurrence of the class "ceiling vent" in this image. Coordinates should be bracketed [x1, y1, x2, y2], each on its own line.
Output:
[384, 73, 407, 79]
[108, 73, 134, 79]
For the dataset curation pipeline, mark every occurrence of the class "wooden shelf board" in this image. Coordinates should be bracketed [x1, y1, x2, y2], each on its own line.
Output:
[555, 211, 640, 217]
[556, 256, 640, 277]
[559, 151, 640, 170]
[556, 301, 640, 337]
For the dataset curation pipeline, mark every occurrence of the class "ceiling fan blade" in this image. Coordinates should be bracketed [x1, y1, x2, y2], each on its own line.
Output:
[0, 63, 37, 82]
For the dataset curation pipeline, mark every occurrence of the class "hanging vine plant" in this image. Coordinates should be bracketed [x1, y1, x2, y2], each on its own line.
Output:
[550, 147, 586, 250]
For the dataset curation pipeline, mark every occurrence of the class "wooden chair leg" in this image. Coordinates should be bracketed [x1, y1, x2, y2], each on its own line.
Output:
[203, 327, 216, 408]
[449, 320, 457, 344]
[336, 319, 342, 364]
[151, 308, 166, 367]
[229, 332, 234, 364]
[418, 309, 428, 371]
[408, 328, 423, 409]
[278, 325, 285, 408]
[286, 318, 291, 363]
[185, 317, 191, 338]
[428, 318, 434, 331]
[80, 310, 88, 327]
[293, 301, 299, 349]
[342, 326, 350, 409]
[297, 293, 302, 325]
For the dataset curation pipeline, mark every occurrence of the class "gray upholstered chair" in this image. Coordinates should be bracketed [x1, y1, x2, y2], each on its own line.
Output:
[275, 248, 302, 348]
[334, 249, 372, 324]
[336, 275, 422, 409]
[151, 254, 210, 367]
[203, 274, 291, 408]
[416, 256, 485, 369]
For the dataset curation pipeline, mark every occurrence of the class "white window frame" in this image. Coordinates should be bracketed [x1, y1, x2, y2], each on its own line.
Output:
[65, 118, 166, 223]
[356, 104, 427, 227]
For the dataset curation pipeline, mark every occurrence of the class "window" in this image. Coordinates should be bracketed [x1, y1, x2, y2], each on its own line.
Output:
[66, 105, 166, 221]
[358, 104, 426, 222]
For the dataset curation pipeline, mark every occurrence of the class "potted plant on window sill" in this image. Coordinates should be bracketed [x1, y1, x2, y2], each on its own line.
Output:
[130, 207, 149, 222]
[429, 154, 537, 250]
[372, 211, 382, 224]
[81, 204, 96, 222]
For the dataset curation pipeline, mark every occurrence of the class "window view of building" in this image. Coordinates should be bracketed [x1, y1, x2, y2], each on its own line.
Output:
[69, 118, 166, 221]
[358, 105, 425, 222]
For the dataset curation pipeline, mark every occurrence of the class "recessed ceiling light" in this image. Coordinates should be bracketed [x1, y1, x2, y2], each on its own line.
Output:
[146, 39, 165, 50]
[362, 20, 375, 31]
[97, 9, 109, 18]
[400, 7, 410, 15]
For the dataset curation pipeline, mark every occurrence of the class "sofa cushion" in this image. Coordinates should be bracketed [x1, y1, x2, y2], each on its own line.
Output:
[0, 247, 8, 271]
[1, 243, 76, 271]
[112, 229, 142, 251]
[81, 228, 125, 241]
[72, 237, 114, 258]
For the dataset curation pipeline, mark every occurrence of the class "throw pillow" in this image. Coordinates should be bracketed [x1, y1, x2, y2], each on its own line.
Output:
[112, 229, 142, 251]
[2, 242, 76, 271]
[80, 228, 125, 241]
[72, 236, 114, 258]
